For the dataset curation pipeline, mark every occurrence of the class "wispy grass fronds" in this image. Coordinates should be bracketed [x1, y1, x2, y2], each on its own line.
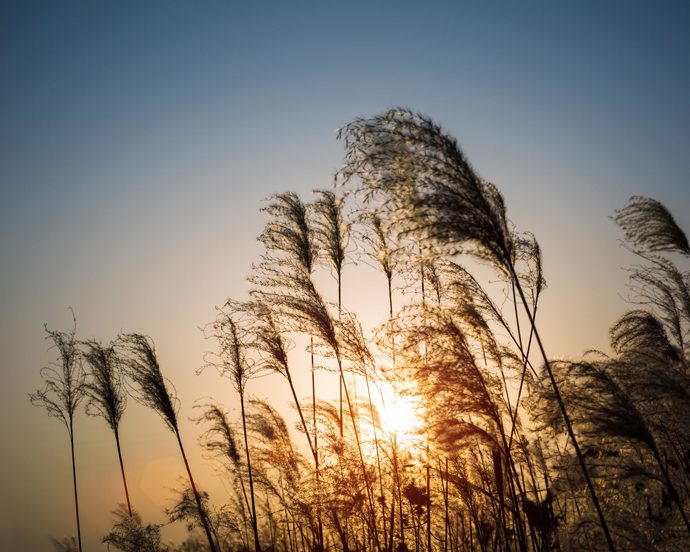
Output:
[236, 299, 291, 379]
[549, 360, 690, 533]
[247, 399, 308, 491]
[31, 315, 86, 552]
[82, 340, 126, 431]
[313, 188, 351, 435]
[102, 504, 164, 552]
[252, 262, 338, 355]
[339, 108, 615, 548]
[513, 232, 546, 308]
[259, 191, 317, 273]
[118, 333, 179, 432]
[356, 213, 401, 317]
[626, 258, 690, 361]
[207, 306, 260, 396]
[208, 305, 261, 552]
[338, 108, 515, 272]
[119, 333, 219, 552]
[335, 311, 375, 375]
[196, 402, 242, 470]
[195, 401, 256, 546]
[611, 310, 680, 364]
[167, 484, 219, 543]
[82, 338, 132, 515]
[255, 259, 381, 548]
[367, 214, 399, 279]
[555, 361, 655, 447]
[30, 320, 86, 435]
[392, 304, 503, 434]
[614, 196, 690, 256]
[236, 298, 322, 466]
[313, 189, 350, 288]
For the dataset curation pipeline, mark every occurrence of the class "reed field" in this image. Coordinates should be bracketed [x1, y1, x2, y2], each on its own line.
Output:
[31, 109, 690, 552]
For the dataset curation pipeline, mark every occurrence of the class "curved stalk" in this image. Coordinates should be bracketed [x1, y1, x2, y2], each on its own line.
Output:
[510, 268, 616, 551]
[239, 393, 261, 552]
[114, 429, 132, 516]
[69, 422, 83, 552]
[174, 428, 220, 552]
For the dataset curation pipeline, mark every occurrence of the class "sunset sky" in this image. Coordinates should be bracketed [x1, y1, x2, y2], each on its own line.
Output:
[2, 2, 689, 550]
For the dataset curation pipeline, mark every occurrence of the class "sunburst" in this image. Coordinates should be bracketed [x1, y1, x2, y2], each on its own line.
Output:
[375, 381, 423, 443]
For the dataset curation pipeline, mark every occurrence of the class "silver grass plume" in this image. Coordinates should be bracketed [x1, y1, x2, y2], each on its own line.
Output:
[82, 339, 133, 515]
[195, 402, 255, 537]
[313, 188, 351, 438]
[357, 213, 401, 318]
[338, 108, 515, 273]
[196, 402, 242, 471]
[554, 360, 656, 447]
[247, 398, 307, 492]
[30, 315, 86, 552]
[254, 246, 381, 551]
[252, 262, 338, 355]
[360, 214, 399, 283]
[312, 189, 350, 292]
[237, 298, 320, 463]
[233, 299, 291, 380]
[82, 340, 126, 432]
[259, 191, 317, 274]
[551, 360, 690, 533]
[102, 504, 163, 552]
[118, 333, 219, 552]
[338, 108, 614, 549]
[30, 320, 86, 435]
[614, 196, 690, 256]
[253, 190, 325, 549]
[118, 333, 179, 432]
[167, 484, 219, 543]
[209, 308, 258, 395]
[611, 310, 681, 364]
[627, 258, 690, 362]
[209, 306, 261, 552]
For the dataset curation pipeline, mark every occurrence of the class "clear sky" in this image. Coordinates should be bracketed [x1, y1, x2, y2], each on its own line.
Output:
[1, 1, 689, 550]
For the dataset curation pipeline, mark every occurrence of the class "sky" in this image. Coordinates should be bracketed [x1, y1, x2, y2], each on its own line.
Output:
[1, 1, 689, 550]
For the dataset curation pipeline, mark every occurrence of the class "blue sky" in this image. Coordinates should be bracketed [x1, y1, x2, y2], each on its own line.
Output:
[1, 2, 689, 550]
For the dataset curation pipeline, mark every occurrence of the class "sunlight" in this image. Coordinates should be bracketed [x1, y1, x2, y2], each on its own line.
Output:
[375, 380, 423, 442]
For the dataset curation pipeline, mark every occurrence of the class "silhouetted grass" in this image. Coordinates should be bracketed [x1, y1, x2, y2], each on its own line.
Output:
[32, 112, 690, 552]
[31, 314, 86, 552]
[82, 339, 132, 515]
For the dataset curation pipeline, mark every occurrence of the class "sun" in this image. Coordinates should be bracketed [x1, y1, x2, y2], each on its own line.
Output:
[375, 381, 423, 441]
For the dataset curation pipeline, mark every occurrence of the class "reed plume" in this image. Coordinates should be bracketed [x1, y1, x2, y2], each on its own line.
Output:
[102, 504, 163, 552]
[207, 308, 262, 552]
[253, 240, 382, 551]
[357, 214, 400, 318]
[254, 192, 325, 548]
[196, 402, 255, 549]
[82, 339, 132, 515]
[118, 333, 219, 552]
[313, 189, 349, 312]
[550, 359, 690, 534]
[339, 108, 615, 550]
[613, 196, 690, 256]
[30, 316, 86, 552]
[313, 188, 351, 436]
[237, 298, 318, 463]
[259, 191, 317, 274]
